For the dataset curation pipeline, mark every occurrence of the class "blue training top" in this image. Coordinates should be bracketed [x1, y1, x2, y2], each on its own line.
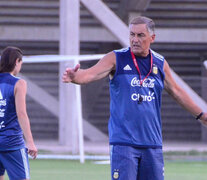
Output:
[109, 47, 165, 148]
[0, 73, 25, 151]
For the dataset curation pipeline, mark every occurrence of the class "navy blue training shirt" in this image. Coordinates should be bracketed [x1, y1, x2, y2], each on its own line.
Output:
[0, 73, 25, 151]
[109, 47, 165, 148]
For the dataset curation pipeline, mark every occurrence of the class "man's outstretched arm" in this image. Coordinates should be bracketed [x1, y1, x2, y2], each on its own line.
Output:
[62, 51, 116, 84]
[164, 60, 207, 126]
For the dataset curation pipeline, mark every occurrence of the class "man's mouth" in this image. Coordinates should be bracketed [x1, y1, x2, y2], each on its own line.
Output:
[133, 44, 140, 48]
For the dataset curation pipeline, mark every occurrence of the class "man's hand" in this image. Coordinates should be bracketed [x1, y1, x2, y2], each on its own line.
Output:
[200, 112, 207, 127]
[62, 64, 80, 83]
[27, 142, 38, 159]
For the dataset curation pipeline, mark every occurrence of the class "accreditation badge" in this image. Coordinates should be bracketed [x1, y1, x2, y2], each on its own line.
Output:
[153, 64, 158, 74]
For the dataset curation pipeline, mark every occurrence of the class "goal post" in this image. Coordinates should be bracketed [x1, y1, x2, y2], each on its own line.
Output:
[22, 54, 105, 163]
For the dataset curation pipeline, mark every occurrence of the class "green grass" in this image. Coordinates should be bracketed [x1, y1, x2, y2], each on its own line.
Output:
[3, 159, 207, 180]
[165, 161, 207, 180]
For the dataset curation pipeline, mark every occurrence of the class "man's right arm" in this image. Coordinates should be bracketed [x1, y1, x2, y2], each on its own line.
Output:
[62, 51, 116, 84]
[164, 60, 207, 126]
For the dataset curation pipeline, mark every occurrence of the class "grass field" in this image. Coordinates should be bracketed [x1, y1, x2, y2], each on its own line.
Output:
[3, 159, 207, 180]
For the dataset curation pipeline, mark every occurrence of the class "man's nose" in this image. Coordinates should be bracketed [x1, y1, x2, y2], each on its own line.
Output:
[133, 35, 139, 42]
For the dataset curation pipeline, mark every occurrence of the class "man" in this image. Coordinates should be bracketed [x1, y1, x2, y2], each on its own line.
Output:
[62, 16, 207, 180]
[0, 47, 37, 180]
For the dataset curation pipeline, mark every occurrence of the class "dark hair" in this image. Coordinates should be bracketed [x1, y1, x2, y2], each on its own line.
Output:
[0, 46, 23, 73]
[129, 16, 155, 35]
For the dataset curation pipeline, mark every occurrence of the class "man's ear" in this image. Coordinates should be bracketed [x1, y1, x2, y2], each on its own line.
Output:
[15, 58, 20, 65]
[151, 34, 156, 43]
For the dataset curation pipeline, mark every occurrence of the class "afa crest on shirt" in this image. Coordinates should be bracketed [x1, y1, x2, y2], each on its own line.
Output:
[152, 64, 158, 75]
[113, 169, 119, 179]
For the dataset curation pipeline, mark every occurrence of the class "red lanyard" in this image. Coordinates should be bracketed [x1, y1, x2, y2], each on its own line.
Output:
[130, 50, 153, 86]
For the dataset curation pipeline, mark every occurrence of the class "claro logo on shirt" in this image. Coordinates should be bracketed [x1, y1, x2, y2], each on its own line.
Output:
[131, 77, 155, 88]
[131, 91, 155, 102]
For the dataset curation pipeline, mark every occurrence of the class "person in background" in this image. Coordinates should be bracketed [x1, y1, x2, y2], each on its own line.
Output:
[0, 46, 37, 180]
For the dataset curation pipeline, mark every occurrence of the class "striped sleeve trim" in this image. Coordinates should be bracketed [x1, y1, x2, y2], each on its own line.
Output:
[150, 49, 164, 61]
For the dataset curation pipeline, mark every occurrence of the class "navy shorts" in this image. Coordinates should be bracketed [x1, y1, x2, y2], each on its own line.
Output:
[0, 148, 30, 180]
[110, 145, 164, 180]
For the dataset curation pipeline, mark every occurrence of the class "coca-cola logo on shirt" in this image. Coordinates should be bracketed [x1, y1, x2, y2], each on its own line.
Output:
[131, 77, 155, 88]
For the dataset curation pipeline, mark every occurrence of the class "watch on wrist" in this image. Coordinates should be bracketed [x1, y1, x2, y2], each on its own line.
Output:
[196, 112, 204, 120]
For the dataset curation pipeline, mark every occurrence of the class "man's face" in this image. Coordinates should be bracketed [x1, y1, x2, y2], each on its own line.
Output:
[129, 24, 155, 56]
